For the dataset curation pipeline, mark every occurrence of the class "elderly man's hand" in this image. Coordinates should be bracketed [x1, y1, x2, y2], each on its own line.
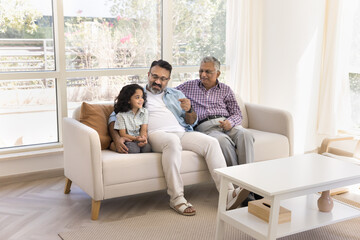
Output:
[178, 98, 192, 112]
[219, 120, 232, 131]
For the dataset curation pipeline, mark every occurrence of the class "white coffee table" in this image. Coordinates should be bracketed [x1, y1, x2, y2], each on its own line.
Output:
[215, 153, 360, 240]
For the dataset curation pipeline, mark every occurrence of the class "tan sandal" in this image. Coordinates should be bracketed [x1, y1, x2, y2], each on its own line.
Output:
[227, 188, 250, 210]
[170, 202, 196, 216]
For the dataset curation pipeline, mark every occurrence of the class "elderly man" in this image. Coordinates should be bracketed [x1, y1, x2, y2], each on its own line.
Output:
[175, 56, 254, 167]
[108, 59, 249, 216]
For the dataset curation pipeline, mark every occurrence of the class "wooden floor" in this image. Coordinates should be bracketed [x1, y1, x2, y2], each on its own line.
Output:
[0, 176, 218, 240]
[2, 176, 360, 240]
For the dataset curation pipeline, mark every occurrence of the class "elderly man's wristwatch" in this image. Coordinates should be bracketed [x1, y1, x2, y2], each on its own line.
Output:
[186, 106, 193, 113]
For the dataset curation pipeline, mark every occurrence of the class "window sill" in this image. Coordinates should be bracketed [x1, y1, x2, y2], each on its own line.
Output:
[339, 129, 360, 137]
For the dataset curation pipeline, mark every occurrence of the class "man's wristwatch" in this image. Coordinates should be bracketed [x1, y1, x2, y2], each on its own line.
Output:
[186, 106, 193, 113]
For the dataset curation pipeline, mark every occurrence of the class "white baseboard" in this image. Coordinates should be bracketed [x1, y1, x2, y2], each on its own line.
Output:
[0, 168, 64, 185]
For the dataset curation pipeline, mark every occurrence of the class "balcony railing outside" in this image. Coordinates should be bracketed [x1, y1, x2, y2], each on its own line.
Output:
[0, 39, 55, 72]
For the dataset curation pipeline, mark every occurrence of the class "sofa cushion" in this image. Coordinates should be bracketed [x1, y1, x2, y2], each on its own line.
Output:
[79, 102, 114, 150]
[102, 129, 290, 186]
[249, 129, 290, 162]
[102, 150, 207, 186]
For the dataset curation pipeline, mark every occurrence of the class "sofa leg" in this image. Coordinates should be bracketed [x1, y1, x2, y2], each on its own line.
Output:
[64, 178, 72, 194]
[91, 199, 101, 220]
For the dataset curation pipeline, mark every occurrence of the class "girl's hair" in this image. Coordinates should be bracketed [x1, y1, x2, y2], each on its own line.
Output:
[114, 84, 146, 114]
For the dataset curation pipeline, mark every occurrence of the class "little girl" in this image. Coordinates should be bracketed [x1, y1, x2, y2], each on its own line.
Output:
[110, 84, 151, 153]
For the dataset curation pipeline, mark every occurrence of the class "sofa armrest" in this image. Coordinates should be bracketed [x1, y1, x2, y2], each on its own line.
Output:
[245, 103, 294, 156]
[63, 117, 104, 200]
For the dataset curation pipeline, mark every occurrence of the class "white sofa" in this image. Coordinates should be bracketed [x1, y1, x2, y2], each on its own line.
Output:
[62, 99, 293, 220]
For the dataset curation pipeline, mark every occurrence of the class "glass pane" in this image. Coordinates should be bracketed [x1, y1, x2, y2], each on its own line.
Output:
[0, 0, 55, 72]
[170, 70, 227, 87]
[172, 0, 226, 66]
[349, 3, 360, 130]
[349, 2, 360, 73]
[67, 75, 148, 117]
[0, 79, 58, 149]
[63, 0, 161, 70]
[349, 73, 360, 129]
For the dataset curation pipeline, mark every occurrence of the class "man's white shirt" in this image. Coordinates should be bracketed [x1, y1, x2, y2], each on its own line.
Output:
[146, 91, 185, 134]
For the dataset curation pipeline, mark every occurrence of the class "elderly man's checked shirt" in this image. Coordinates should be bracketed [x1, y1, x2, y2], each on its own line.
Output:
[175, 79, 242, 127]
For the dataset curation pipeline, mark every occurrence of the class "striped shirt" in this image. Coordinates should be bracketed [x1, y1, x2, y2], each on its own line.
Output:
[175, 79, 242, 127]
[114, 107, 148, 136]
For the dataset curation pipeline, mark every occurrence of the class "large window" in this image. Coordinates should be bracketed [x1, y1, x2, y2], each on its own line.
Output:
[0, 0, 57, 149]
[0, 0, 227, 150]
[349, 2, 360, 131]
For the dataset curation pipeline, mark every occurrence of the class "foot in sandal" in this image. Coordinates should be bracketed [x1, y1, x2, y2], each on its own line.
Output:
[170, 202, 196, 216]
[226, 187, 250, 210]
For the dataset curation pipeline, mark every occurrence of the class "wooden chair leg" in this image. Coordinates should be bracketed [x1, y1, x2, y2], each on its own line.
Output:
[64, 178, 72, 194]
[91, 199, 101, 220]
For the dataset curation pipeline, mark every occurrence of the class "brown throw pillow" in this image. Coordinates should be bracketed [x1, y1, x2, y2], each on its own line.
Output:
[79, 102, 114, 150]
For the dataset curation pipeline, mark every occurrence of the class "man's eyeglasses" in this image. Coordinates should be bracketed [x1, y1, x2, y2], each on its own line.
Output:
[150, 72, 170, 82]
[199, 70, 216, 75]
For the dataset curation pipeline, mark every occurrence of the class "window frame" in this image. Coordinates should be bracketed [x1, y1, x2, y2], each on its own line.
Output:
[0, 0, 226, 154]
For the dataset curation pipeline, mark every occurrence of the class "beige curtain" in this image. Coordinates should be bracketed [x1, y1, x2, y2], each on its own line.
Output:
[225, 0, 262, 103]
[317, 0, 357, 135]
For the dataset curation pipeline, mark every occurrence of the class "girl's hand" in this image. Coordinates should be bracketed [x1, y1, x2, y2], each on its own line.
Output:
[137, 135, 146, 142]
[137, 137, 148, 147]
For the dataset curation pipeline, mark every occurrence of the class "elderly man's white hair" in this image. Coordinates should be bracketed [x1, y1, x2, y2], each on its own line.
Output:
[201, 56, 220, 71]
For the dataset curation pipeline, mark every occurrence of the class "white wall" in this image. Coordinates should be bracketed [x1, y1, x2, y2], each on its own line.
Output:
[0, 151, 63, 177]
[260, 0, 326, 154]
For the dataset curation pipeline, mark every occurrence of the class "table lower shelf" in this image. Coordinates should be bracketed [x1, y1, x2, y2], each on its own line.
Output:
[220, 194, 360, 239]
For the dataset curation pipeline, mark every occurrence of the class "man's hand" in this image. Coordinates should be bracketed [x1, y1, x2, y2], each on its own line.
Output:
[109, 121, 132, 153]
[219, 120, 232, 131]
[115, 137, 131, 153]
[178, 98, 191, 112]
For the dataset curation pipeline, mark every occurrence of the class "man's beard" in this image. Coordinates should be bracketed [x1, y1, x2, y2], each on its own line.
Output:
[147, 83, 164, 94]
